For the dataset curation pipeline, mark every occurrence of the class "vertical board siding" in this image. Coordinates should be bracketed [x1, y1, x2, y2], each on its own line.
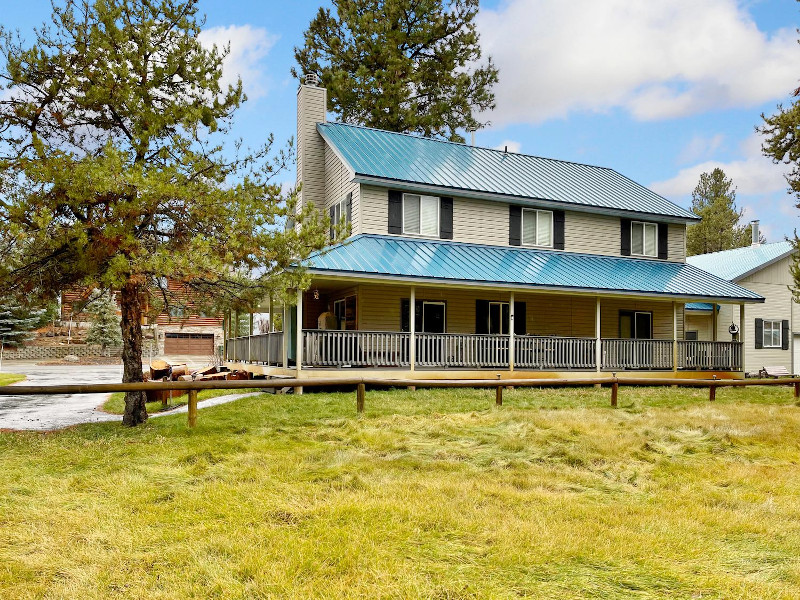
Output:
[358, 185, 688, 261]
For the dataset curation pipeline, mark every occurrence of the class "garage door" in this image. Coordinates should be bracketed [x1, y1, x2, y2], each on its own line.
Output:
[164, 333, 215, 355]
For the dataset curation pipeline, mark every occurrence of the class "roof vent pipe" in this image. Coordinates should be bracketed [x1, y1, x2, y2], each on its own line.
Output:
[751, 220, 760, 247]
[304, 73, 319, 87]
[467, 126, 476, 146]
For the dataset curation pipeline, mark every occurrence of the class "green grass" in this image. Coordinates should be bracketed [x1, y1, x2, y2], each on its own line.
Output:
[2, 385, 800, 598]
[0, 373, 25, 386]
[101, 388, 259, 414]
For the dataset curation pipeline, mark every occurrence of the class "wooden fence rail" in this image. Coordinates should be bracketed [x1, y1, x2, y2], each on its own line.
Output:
[0, 376, 798, 428]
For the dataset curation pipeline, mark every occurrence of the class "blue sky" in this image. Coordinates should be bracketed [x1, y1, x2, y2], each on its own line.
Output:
[4, 0, 799, 241]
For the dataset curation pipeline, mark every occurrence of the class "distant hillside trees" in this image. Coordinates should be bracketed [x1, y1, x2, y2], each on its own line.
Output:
[686, 168, 762, 256]
[294, 0, 498, 142]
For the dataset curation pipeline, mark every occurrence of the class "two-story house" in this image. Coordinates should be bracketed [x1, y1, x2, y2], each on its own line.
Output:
[227, 76, 762, 381]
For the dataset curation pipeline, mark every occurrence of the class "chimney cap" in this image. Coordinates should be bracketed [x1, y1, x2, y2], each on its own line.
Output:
[304, 73, 320, 87]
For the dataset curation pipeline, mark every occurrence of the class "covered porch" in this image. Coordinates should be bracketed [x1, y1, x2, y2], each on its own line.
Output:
[224, 235, 761, 379]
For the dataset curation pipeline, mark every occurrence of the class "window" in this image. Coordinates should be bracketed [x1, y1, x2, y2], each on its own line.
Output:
[403, 194, 439, 236]
[763, 320, 782, 348]
[400, 299, 446, 333]
[619, 310, 653, 339]
[488, 302, 510, 335]
[685, 331, 698, 341]
[631, 221, 657, 257]
[329, 195, 351, 241]
[333, 296, 357, 330]
[522, 208, 553, 247]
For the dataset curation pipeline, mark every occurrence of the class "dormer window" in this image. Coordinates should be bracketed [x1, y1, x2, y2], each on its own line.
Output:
[403, 193, 439, 236]
[631, 221, 657, 257]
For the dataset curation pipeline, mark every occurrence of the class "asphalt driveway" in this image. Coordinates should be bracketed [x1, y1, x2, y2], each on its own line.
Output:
[0, 363, 122, 431]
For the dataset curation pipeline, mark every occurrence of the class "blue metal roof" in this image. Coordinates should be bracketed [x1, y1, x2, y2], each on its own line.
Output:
[685, 302, 715, 311]
[318, 122, 697, 222]
[686, 241, 794, 281]
[305, 235, 763, 302]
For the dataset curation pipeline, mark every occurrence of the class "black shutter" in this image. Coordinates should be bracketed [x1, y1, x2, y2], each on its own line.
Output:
[345, 192, 352, 227]
[553, 210, 565, 250]
[755, 318, 763, 349]
[440, 197, 453, 239]
[329, 205, 336, 241]
[782, 319, 790, 350]
[388, 190, 402, 234]
[514, 301, 527, 335]
[620, 218, 631, 256]
[509, 205, 522, 246]
[401, 299, 410, 332]
[657, 223, 668, 259]
[475, 300, 489, 334]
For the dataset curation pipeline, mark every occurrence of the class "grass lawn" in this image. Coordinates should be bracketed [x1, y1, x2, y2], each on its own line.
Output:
[0, 373, 25, 386]
[2, 385, 800, 598]
[101, 388, 260, 415]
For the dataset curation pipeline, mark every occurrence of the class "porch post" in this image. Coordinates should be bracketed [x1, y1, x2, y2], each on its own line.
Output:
[672, 301, 678, 373]
[296, 289, 303, 375]
[740, 303, 746, 373]
[712, 303, 717, 342]
[282, 302, 289, 369]
[267, 295, 273, 365]
[509, 291, 515, 372]
[595, 297, 601, 373]
[409, 287, 416, 372]
[233, 310, 239, 362]
[248, 310, 253, 363]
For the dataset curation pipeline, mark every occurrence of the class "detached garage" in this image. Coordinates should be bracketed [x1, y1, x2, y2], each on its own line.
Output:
[164, 332, 215, 355]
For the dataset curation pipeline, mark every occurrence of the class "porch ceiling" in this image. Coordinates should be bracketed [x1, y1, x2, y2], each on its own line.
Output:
[303, 235, 764, 304]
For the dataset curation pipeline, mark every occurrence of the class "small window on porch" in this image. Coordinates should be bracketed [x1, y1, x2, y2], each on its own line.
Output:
[401, 299, 446, 333]
[685, 330, 698, 341]
[333, 295, 357, 330]
[619, 310, 653, 339]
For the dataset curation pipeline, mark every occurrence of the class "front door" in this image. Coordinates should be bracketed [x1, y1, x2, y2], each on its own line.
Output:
[619, 310, 654, 369]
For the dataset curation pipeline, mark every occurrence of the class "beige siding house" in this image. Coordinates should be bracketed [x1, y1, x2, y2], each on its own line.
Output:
[686, 240, 797, 375]
[226, 77, 763, 381]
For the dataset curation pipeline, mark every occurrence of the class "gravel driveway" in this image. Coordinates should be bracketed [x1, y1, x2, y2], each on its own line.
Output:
[0, 363, 123, 431]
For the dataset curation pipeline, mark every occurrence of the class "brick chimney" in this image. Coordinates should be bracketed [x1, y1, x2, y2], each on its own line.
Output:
[296, 74, 327, 218]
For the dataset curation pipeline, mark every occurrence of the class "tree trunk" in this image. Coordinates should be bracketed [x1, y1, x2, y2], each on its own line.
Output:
[120, 280, 147, 426]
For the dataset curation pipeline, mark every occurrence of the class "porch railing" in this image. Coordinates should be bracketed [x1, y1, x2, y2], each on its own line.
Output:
[416, 333, 509, 368]
[303, 330, 410, 367]
[678, 340, 742, 371]
[226, 332, 283, 364]
[228, 331, 744, 372]
[516, 336, 597, 369]
[601, 339, 674, 370]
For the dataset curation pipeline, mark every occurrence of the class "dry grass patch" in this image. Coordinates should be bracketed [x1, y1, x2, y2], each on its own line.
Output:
[1, 385, 800, 598]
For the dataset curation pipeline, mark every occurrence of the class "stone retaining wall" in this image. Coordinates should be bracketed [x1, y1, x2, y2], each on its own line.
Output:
[2, 345, 123, 360]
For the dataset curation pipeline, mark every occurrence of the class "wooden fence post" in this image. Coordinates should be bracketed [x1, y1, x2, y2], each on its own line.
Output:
[496, 385, 503, 406]
[357, 382, 365, 413]
[794, 382, 799, 399]
[187, 390, 198, 427]
[709, 385, 716, 402]
[611, 379, 618, 407]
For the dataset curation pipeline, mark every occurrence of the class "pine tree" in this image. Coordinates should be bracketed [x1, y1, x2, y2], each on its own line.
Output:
[0, 0, 327, 425]
[0, 302, 42, 348]
[293, 0, 498, 142]
[86, 293, 122, 351]
[686, 168, 761, 256]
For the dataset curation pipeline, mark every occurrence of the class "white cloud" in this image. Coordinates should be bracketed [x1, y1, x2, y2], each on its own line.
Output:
[198, 25, 278, 100]
[478, 0, 798, 125]
[677, 133, 726, 165]
[650, 133, 788, 198]
[493, 140, 522, 153]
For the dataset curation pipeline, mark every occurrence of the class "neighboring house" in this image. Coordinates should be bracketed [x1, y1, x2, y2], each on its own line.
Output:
[226, 76, 763, 380]
[686, 239, 797, 375]
[62, 279, 223, 356]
